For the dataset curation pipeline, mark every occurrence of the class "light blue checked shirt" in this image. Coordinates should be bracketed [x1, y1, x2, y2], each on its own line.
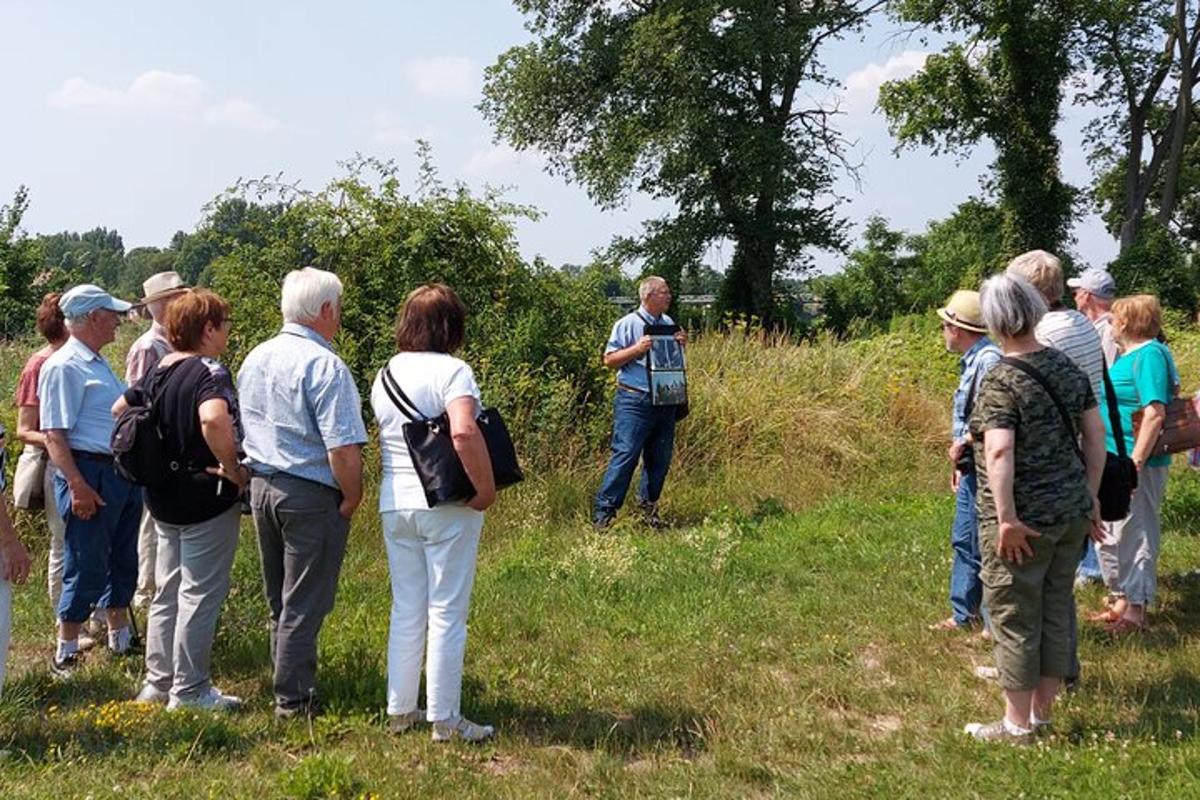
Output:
[38, 336, 126, 455]
[952, 336, 1001, 442]
[237, 323, 367, 489]
[605, 306, 675, 393]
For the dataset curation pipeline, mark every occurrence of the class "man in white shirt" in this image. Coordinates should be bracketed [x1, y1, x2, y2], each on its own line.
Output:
[1068, 268, 1118, 367]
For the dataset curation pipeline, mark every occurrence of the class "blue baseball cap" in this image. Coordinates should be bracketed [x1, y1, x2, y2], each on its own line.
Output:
[59, 284, 133, 318]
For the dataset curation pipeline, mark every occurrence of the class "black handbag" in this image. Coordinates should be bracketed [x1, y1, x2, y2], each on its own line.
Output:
[377, 367, 523, 507]
[999, 357, 1137, 522]
[955, 367, 981, 475]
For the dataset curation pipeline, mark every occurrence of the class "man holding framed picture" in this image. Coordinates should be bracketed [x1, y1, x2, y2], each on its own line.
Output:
[593, 276, 688, 529]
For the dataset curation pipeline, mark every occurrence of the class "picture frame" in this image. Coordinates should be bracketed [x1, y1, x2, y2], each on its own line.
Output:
[644, 323, 687, 407]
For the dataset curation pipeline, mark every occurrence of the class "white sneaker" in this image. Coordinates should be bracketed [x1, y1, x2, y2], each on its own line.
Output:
[134, 683, 169, 705]
[167, 686, 243, 712]
[432, 715, 494, 743]
[388, 709, 426, 734]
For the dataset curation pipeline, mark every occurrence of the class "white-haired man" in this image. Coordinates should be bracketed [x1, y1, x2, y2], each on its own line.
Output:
[1068, 268, 1118, 367]
[126, 271, 190, 609]
[237, 267, 367, 719]
[593, 275, 687, 528]
[39, 285, 143, 675]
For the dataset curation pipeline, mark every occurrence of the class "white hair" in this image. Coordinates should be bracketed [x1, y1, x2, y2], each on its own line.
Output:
[638, 275, 667, 302]
[281, 267, 344, 324]
[1006, 249, 1063, 303]
[63, 308, 103, 331]
[980, 273, 1048, 339]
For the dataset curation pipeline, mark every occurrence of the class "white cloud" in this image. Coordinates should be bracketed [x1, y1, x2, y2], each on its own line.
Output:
[842, 50, 930, 113]
[370, 111, 437, 147]
[48, 70, 280, 132]
[402, 56, 478, 100]
[204, 98, 281, 132]
[462, 142, 544, 179]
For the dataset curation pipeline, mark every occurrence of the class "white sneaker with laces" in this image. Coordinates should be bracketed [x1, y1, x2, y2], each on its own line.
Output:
[431, 716, 494, 743]
[134, 683, 169, 705]
[167, 686, 243, 712]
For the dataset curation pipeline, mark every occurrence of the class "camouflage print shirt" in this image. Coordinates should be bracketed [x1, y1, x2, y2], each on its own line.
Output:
[969, 347, 1096, 530]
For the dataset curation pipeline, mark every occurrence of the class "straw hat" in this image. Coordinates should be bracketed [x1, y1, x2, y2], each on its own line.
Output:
[936, 290, 987, 334]
[139, 271, 189, 305]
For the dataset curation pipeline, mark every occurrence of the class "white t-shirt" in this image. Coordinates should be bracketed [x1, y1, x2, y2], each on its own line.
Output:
[370, 352, 481, 511]
[1035, 308, 1105, 403]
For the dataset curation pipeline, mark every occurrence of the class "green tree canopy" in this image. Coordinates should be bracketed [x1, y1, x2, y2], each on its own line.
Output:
[482, 0, 884, 325]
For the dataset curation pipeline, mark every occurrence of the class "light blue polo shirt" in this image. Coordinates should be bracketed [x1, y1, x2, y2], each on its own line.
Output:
[38, 336, 126, 455]
[237, 323, 368, 489]
[606, 307, 675, 393]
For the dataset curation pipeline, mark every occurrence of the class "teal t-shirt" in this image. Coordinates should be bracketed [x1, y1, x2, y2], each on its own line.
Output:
[1103, 340, 1177, 468]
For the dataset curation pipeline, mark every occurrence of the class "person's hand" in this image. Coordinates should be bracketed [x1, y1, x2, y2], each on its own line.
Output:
[950, 468, 960, 493]
[205, 463, 250, 495]
[0, 536, 31, 584]
[1088, 496, 1108, 545]
[467, 490, 496, 512]
[674, 330, 689, 347]
[68, 479, 105, 520]
[948, 440, 964, 464]
[338, 497, 360, 520]
[997, 518, 1041, 565]
[634, 335, 652, 356]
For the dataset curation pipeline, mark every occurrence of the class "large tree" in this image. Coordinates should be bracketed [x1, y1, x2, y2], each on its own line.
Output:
[482, 0, 884, 325]
[878, 0, 1077, 256]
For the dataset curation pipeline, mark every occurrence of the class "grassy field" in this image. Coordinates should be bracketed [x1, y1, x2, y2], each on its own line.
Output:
[2, 322, 1200, 797]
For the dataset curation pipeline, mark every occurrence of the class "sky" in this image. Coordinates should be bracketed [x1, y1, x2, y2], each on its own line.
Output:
[0, 1, 1117, 276]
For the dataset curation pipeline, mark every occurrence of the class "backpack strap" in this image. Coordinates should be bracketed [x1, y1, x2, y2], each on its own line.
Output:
[999, 356, 1085, 466]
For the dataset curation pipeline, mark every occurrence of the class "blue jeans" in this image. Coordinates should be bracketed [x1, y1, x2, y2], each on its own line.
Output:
[1077, 537, 1102, 581]
[54, 458, 143, 623]
[593, 390, 677, 522]
[949, 471, 983, 625]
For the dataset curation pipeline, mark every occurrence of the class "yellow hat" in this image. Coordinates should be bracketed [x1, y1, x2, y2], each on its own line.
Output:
[936, 290, 987, 334]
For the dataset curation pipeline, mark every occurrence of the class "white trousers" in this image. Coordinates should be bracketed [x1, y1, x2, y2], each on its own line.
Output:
[45, 464, 66, 609]
[383, 506, 483, 720]
[1099, 465, 1169, 607]
[135, 507, 158, 604]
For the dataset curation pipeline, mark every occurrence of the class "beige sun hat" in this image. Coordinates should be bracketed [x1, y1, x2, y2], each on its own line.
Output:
[139, 271, 190, 305]
[936, 290, 988, 334]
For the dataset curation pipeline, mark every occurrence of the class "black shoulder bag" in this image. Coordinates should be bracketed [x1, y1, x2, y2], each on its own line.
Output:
[955, 367, 982, 475]
[999, 356, 1137, 522]
[377, 367, 523, 507]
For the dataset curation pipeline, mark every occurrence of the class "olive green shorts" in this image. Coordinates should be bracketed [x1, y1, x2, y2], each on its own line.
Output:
[979, 516, 1090, 691]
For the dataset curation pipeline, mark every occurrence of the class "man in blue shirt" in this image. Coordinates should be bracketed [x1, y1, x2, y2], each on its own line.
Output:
[931, 290, 1001, 632]
[593, 276, 687, 528]
[39, 284, 142, 674]
[237, 267, 367, 719]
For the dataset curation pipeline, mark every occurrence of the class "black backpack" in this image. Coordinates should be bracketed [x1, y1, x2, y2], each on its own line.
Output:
[111, 362, 181, 488]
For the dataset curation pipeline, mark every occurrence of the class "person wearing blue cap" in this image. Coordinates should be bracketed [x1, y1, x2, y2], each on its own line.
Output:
[38, 284, 143, 675]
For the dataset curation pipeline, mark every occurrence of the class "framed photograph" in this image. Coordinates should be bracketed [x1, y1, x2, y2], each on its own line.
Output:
[644, 323, 687, 406]
[650, 369, 688, 406]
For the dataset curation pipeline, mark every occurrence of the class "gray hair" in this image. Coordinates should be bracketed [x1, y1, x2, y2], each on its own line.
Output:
[1006, 249, 1063, 303]
[638, 275, 668, 303]
[63, 308, 104, 331]
[281, 267, 343, 324]
[980, 273, 1048, 339]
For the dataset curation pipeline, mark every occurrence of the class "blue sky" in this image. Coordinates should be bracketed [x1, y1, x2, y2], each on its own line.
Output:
[0, 1, 1115, 275]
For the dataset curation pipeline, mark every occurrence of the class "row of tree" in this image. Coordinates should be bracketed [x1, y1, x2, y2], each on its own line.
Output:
[481, 0, 1200, 327]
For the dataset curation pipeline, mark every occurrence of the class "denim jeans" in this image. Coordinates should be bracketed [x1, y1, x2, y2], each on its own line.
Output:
[593, 389, 677, 522]
[54, 459, 142, 624]
[1077, 538, 1102, 580]
[949, 471, 983, 625]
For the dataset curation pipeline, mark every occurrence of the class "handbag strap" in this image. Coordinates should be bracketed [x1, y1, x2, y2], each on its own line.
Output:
[377, 367, 427, 422]
[999, 356, 1086, 466]
[1101, 363, 1128, 458]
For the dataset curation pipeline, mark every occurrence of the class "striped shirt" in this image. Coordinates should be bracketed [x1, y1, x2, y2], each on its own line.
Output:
[1035, 309, 1105, 403]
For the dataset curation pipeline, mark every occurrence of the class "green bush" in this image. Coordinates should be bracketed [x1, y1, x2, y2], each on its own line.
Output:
[209, 155, 617, 470]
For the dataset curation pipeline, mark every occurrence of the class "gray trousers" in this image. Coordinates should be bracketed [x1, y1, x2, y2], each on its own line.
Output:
[144, 504, 240, 700]
[1099, 464, 1169, 607]
[250, 473, 349, 709]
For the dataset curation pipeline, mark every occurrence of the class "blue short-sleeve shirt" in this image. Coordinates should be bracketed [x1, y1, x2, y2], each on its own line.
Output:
[237, 323, 368, 489]
[606, 307, 675, 393]
[37, 336, 126, 455]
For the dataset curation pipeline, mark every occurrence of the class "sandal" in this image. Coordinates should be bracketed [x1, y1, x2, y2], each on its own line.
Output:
[1087, 608, 1122, 624]
[929, 617, 970, 632]
[1105, 617, 1148, 636]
